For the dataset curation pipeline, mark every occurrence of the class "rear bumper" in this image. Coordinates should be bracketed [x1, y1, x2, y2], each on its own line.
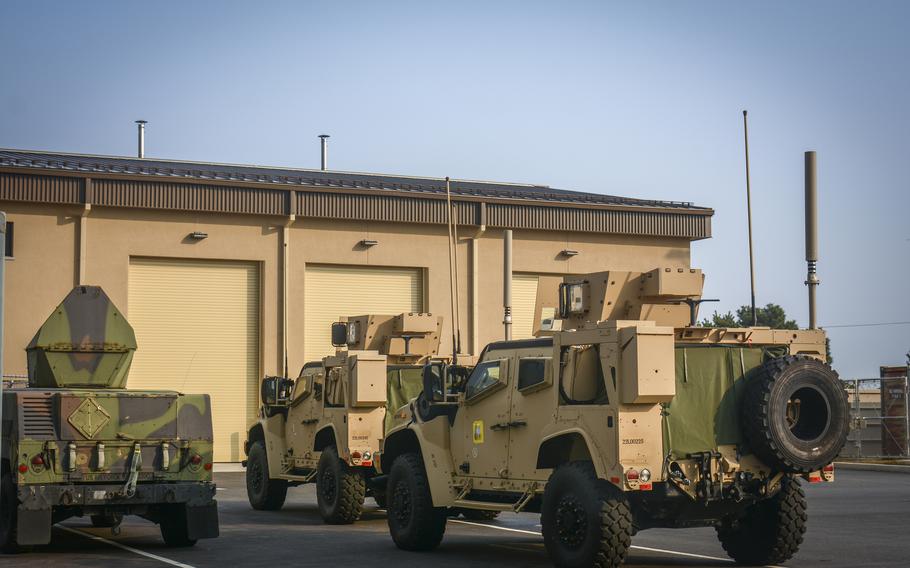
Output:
[18, 480, 217, 510]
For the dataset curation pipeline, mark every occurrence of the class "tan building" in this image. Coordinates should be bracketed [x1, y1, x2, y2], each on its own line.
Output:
[0, 149, 712, 461]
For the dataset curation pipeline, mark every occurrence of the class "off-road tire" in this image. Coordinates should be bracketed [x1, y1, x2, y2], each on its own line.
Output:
[716, 475, 807, 565]
[387, 453, 447, 551]
[246, 441, 288, 511]
[742, 355, 849, 473]
[90, 513, 123, 528]
[541, 461, 633, 568]
[455, 508, 500, 521]
[316, 446, 365, 524]
[1, 469, 26, 554]
[159, 505, 197, 548]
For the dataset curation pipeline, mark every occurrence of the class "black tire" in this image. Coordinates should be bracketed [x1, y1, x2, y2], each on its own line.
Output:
[316, 446, 365, 524]
[457, 508, 500, 521]
[246, 441, 289, 511]
[541, 461, 632, 568]
[159, 505, 197, 548]
[743, 355, 849, 473]
[716, 475, 807, 565]
[386, 453, 447, 551]
[1, 470, 25, 554]
[90, 513, 123, 528]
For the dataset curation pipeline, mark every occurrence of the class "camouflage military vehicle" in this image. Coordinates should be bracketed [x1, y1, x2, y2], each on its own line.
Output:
[0, 286, 218, 553]
[244, 313, 446, 524]
[381, 268, 849, 567]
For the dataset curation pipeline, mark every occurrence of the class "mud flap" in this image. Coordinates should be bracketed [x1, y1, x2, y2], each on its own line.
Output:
[185, 502, 219, 540]
[16, 507, 51, 545]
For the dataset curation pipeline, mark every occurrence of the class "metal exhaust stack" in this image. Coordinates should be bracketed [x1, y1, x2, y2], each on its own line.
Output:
[805, 151, 819, 329]
[503, 230, 513, 340]
[135, 120, 147, 158]
[319, 134, 330, 170]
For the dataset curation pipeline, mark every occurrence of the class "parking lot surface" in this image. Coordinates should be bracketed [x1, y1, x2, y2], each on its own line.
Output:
[3, 469, 908, 567]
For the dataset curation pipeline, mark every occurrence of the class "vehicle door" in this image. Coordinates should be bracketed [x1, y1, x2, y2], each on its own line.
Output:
[507, 344, 558, 481]
[287, 367, 324, 462]
[451, 354, 512, 480]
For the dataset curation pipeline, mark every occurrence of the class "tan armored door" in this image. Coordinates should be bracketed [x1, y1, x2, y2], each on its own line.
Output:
[127, 258, 260, 463]
[512, 274, 539, 339]
[453, 356, 513, 481]
[304, 265, 423, 362]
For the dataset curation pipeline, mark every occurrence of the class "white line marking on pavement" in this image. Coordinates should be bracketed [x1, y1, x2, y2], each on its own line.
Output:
[57, 525, 196, 568]
[448, 519, 786, 568]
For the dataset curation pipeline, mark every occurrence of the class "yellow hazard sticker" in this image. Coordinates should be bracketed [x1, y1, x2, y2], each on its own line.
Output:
[472, 420, 484, 444]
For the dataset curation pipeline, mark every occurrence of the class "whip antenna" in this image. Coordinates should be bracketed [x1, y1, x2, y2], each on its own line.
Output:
[742, 110, 758, 326]
[444, 177, 459, 364]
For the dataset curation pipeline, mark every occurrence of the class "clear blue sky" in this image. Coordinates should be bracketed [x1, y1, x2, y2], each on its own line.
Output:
[2, 1, 907, 378]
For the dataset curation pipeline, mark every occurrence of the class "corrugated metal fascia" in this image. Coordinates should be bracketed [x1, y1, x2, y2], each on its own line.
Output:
[93, 178, 286, 215]
[486, 203, 710, 239]
[298, 191, 479, 225]
[0, 173, 83, 204]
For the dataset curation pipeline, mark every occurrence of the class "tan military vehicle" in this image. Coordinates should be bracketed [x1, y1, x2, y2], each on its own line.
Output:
[243, 313, 443, 523]
[381, 268, 849, 567]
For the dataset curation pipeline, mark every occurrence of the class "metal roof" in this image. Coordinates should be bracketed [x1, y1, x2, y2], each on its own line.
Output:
[0, 149, 707, 211]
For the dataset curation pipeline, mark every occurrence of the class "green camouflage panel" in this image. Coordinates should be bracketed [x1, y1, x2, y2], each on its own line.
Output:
[27, 285, 137, 389]
[4, 389, 214, 486]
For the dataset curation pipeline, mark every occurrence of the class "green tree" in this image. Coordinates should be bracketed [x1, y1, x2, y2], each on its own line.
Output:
[700, 303, 797, 329]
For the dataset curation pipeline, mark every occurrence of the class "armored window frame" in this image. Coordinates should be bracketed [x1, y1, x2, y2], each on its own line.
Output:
[464, 358, 509, 404]
[517, 357, 552, 394]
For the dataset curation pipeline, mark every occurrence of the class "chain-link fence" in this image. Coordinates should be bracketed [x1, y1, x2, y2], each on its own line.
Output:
[841, 376, 910, 459]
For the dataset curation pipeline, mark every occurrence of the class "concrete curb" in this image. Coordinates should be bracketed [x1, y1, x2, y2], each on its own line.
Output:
[835, 461, 910, 473]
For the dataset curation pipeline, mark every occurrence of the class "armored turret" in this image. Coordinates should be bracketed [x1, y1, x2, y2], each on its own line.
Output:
[26, 285, 136, 388]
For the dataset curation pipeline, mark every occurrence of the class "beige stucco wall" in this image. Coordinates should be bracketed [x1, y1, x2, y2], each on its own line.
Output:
[1, 204, 691, 380]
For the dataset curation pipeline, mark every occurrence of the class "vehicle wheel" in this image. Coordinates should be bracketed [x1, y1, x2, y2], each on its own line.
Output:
[90, 513, 123, 528]
[742, 355, 849, 473]
[541, 461, 632, 568]
[159, 505, 197, 548]
[316, 446, 365, 524]
[457, 508, 500, 521]
[716, 475, 807, 565]
[1, 470, 26, 554]
[387, 453, 447, 551]
[246, 441, 288, 511]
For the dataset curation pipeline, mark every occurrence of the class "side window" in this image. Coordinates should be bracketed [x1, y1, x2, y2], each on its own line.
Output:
[324, 367, 345, 408]
[4, 221, 13, 258]
[518, 357, 551, 393]
[465, 359, 507, 402]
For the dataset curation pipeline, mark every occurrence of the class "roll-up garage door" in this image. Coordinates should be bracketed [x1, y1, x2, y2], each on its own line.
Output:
[128, 258, 260, 463]
[512, 274, 540, 339]
[305, 265, 423, 362]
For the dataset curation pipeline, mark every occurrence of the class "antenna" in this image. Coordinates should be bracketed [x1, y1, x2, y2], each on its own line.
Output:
[805, 151, 819, 329]
[444, 177, 459, 363]
[742, 110, 758, 326]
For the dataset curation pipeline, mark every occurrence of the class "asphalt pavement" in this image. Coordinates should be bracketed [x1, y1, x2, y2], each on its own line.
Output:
[3, 469, 908, 567]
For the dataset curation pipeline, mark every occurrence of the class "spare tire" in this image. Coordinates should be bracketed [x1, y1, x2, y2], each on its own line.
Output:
[742, 355, 849, 473]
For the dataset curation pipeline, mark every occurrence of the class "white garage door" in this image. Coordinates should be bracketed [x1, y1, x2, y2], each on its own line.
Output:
[305, 265, 423, 362]
[512, 274, 540, 340]
[128, 258, 260, 462]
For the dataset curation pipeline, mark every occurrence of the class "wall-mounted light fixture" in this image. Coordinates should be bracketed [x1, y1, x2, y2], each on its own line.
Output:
[561, 249, 579, 257]
[189, 231, 208, 240]
[359, 239, 379, 247]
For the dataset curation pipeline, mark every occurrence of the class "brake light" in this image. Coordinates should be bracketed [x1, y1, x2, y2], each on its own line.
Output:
[190, 454, 203, 465]
[625, 469, 640, 481]
[31, 455, 44, 466]
[351, 451, 362, 460]
[18, 464, 28, 474]
[203, 463, 213, 471]
[823, 464, 834, 473]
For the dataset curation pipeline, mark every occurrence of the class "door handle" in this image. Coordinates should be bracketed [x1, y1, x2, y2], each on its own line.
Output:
[302, 418, 318, 425]
[489, 422, 511, 431]
[509, 420, 527, 428]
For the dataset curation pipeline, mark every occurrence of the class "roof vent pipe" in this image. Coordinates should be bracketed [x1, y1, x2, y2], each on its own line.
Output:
[318, 134, 330, 170]
[135, 120, 147, 158]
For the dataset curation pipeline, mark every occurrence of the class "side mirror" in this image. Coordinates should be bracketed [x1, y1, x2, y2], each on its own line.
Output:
[422, 362, 447, 403]
[331, 322, 348, 347]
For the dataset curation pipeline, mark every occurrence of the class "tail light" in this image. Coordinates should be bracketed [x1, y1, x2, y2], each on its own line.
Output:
[351, 451, 362, 460]
[823, 464, 834, 473]
[625, 469, 640, 481]
[18, 463, 28, 474]
[30, 454, 45, 472]
[203, 463, 213, 471]
[190, 454, 203, 465]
